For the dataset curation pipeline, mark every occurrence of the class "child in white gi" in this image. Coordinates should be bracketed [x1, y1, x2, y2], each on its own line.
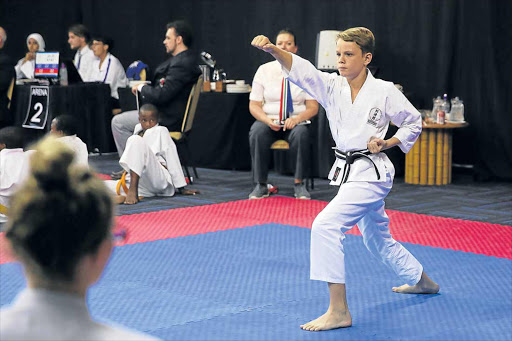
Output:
[0, 127, 31, 223]
[50, 115, 89, 168]
[251, 27, 439, 331]
[110, 103, 196, 205]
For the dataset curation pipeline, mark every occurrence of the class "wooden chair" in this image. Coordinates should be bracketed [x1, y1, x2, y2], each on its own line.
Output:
[138, 69, 146, 81]
[170, 76, 203, 183]
[270, 139, 315, 189]
[7, 78, 14, 110]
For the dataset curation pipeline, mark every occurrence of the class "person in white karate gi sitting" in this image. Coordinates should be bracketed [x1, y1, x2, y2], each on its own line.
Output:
[50, 115, 89, 168]
[0, 126, 31, 224]
[252, 27, 439, 332]
[0, 137, 159, 340]
[111, 103, 198, 205]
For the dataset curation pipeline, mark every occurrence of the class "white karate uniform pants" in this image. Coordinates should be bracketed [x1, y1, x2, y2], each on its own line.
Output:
[310, 173, 423, 286]
[119, 135, 175, 197]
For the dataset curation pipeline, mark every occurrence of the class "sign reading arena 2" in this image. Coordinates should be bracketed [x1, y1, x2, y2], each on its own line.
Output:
[23, 86, 50, 130]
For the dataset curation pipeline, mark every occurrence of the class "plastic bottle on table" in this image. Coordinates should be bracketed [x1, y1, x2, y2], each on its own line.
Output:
[451, 97, 465, 122]
[59, 63, 68, 86]
[442, 93, 450, 120]
[431, 96, 442, 123]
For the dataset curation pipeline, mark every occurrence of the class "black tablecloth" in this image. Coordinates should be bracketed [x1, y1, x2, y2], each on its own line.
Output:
[187, 92, 254, 170]
[11, 83, 114, 152]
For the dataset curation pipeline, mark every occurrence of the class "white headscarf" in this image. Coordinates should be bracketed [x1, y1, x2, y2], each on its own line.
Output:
[26, 33, 45, 51]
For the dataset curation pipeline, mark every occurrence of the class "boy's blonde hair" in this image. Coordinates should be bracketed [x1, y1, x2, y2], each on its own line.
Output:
[337, 27, 375, 55]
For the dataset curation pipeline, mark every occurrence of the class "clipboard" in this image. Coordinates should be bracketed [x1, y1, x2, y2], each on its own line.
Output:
[272, 119, 311, 127]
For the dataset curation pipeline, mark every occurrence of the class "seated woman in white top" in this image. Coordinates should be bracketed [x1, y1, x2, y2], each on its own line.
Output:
[0, 137, 159, 341]
[88, 35, 128, 109]
[14, 33, 45, 79]
[248, 28, 319, 200]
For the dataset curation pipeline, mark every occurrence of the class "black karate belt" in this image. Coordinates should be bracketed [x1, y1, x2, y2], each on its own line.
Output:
[334, 149, 381, 184]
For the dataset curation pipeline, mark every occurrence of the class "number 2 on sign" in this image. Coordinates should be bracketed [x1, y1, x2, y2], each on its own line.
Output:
[31, 102, 43, 123]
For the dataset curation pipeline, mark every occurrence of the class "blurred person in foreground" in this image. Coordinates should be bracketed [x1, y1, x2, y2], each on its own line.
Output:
[0, 137, 159, 340]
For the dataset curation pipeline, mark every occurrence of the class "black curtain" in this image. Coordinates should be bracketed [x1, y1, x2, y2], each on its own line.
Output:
[1, 0, 510, 180]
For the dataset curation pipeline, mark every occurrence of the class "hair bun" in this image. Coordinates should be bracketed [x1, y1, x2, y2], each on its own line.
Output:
[30, 137, 75, 192]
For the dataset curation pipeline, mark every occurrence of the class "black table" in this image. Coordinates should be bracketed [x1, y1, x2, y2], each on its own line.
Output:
[11, 82, 114, 152]
[187, 92, 255, 170]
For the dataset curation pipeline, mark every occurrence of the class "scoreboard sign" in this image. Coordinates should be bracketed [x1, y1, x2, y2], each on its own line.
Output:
[23, 86, 50, 130]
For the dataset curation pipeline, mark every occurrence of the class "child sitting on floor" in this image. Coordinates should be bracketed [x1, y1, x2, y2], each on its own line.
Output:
[106, 103, 198, 205]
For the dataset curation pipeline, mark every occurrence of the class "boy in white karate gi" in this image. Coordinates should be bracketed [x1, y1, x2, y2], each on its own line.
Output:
[0, 127, 31, 223]
[111, 104, 197, 205]
[50, 115, 89, 168]
[252, 27, 439, 331]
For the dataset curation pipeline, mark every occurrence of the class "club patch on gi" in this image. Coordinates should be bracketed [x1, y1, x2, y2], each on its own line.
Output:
[367, 107, 382, 127]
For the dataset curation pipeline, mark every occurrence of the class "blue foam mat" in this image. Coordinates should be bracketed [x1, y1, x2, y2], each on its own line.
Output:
[1, 224, 511, 340]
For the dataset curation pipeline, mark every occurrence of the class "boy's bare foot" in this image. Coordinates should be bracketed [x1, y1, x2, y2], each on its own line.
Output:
[300, 309, 352, 331]
[392, 272, 439, 294]
[124, 191, 139, 205]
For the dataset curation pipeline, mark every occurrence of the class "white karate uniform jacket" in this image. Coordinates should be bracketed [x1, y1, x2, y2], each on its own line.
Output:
[0, 148, 32, 222]
[73, 45, 95, 82]
[284, 54, 422, 185]
[111, 124, 187, 197]
[57, 135, 89, 168]
[88, 53, 128, 99]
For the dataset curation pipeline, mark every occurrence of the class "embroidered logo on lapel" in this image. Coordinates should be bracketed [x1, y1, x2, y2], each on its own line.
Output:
[159, 78, 165, 87]
[367, 107, 382, 127]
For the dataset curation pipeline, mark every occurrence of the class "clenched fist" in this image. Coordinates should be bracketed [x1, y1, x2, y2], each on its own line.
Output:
[367, 136, 387, 154]
[251, 35, 275, 53]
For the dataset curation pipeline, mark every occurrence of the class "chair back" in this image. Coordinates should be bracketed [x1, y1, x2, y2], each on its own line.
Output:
[181, 76, 203, 134]
[7, 78, 14, 110]
[139, 69, 146, 81]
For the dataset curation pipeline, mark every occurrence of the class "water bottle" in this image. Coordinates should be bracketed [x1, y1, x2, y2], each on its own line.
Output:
[431, 96, 442, 123]
[450, 97, 465, 122]
[60, 63, 68, 86]
[442, 93, 450, 119]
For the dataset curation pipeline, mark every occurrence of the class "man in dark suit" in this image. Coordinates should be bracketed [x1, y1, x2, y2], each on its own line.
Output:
[0, 27, 15, 128]
[111, 20, 201, 159]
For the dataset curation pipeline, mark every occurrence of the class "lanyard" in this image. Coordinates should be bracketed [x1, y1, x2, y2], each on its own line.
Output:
[77, 52, 82, 70]
[279, 78, 294, 122]
[102, 57, 111, 83]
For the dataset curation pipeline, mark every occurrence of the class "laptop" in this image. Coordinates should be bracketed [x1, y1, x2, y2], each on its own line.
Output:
[34, 52, 83, 85]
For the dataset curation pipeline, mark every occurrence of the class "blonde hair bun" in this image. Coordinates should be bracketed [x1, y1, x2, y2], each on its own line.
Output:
[29, 137, 75, 192]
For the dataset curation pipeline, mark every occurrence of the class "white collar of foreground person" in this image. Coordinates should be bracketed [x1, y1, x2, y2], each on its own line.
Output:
[0, 287, 161, 340]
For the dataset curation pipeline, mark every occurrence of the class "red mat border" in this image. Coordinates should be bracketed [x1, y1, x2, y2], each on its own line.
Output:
[1, 196, 511, 264]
